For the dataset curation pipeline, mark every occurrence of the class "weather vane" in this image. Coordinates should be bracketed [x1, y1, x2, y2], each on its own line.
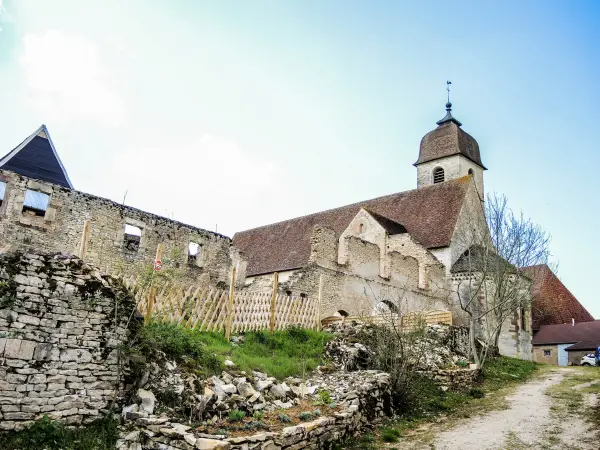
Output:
[446, 80, 451, 104]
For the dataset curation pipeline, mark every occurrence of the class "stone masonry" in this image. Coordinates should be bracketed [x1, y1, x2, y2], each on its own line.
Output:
[0, 170, 246, 288]
[0, 251, 139, 431]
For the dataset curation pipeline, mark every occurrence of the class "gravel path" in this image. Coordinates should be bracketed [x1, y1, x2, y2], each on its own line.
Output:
[394, 368, 598, 450]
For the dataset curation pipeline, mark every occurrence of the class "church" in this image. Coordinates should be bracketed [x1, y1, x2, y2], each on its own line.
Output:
[234, 101, 533, 359]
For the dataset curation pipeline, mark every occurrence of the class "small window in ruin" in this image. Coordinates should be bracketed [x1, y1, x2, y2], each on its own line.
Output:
[433, 167, 445, 184]
[123, 224, 142, 252]
[336, 310, 349, 318]
[358, 223, 364, 234]
[286, 290, 292, 298]
[0, 181, 6, 207]
[544, 350, 551, 357]
[300, 293, 308, 300]
[22, 189, 50, 217]
[468, 168, 474, 176]
[188, 241, 202, 264]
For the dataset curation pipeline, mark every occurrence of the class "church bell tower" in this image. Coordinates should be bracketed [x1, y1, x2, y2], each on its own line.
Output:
[414, 94, 486, 199]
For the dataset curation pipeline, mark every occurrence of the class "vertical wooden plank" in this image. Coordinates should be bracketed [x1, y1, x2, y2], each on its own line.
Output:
[225, 267, 237, 340]
[269, 272, 279, 333]
[77, 220, 91, 260]
[145, 287, 156, 324]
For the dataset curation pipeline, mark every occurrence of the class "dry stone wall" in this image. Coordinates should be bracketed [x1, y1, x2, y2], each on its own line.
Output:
[0, 251, 139, 431]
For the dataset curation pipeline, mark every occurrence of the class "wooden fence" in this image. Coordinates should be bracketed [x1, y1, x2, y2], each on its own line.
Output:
[322, 310, 453, 331]
[121, 271, 320, 336]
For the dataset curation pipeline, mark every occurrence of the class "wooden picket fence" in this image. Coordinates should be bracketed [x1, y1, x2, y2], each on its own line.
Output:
[120, 272, 320, 335]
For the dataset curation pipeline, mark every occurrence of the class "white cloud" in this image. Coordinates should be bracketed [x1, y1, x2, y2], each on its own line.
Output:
[19, 30, 125, 125]
[111, 134, 279, 235]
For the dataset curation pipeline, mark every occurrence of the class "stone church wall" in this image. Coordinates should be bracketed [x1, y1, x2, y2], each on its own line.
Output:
[0, 251, 139, 431]
[0, 170, 244, 288]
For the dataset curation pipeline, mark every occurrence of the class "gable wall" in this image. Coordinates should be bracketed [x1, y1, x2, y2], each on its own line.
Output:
[0, 170, 243, 288]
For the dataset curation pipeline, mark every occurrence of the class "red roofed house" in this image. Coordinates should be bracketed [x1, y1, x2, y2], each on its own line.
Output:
[532, 321, 600, 366]
[234, 102, 533, 360]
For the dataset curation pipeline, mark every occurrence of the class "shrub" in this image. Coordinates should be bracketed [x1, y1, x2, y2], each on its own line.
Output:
[456, 359, 469, 368]
[381, 428, 401, 443]
[228, 410, 246, 422]
[313, 408, 322, 416]
[468, 388, 485, 399]
[278, 413, 291, 423]
[299, 411, 313, 421]
[0, 416, 119, 450]
[318, 390, 332, 405]
[252, 411, 264, 420]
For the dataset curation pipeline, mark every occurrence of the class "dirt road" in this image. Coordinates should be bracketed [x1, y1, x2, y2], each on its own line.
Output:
[394, 368, 599, 450]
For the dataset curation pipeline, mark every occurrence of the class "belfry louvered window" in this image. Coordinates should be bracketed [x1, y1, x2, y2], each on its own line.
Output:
[433, 167, 445, 184]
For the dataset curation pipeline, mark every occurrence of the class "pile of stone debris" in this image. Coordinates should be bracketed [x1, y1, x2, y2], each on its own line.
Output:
[323, 321, 471, 373]
[118, 364, 391, 450]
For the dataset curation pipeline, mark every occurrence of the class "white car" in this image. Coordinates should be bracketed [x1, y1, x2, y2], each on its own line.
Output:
[581, 354, 597, 366]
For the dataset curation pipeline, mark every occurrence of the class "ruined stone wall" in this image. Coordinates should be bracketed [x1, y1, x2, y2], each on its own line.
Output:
[0, 251, 138, 430]
[245, 224, 451, 319]
[0, 170, 244, 289]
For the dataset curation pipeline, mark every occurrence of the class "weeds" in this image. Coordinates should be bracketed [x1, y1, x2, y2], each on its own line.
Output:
[0, 416, 119, 450]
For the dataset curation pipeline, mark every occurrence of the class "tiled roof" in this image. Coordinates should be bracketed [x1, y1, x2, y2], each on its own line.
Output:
[415, 121, 486, 169]
[524, 265, 594, 330]
[564, 341, 600, 351]
[233, 177, 471, 276]
[532, 321, 600, 346]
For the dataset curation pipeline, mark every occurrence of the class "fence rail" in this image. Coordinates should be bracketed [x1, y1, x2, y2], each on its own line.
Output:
[322, 310, 453, 330]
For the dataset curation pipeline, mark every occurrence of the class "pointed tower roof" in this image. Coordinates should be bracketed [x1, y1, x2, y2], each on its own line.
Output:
[414, 102, 486, 169]
[0, 125, 74, 188]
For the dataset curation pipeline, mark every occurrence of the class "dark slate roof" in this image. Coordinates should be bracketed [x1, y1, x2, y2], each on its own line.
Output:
[415, 112, 486, 169]
[0, 125, 73, 189]
[233, 176, 472, 276]
[532, 321, 600, 346]
[451, 245, 514, 274]
[365, 210, 407, 235]
[564, 341, 600, 352]
[524, 265, 594, 330]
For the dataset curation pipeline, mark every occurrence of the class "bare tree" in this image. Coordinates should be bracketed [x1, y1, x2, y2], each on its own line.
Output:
[452, 193, 551, 367]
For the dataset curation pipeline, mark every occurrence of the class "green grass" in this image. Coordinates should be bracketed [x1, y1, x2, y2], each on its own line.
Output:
[0, 416, 119, 450]
[137, 322, 332, 379]
[481, 356, 538, 390]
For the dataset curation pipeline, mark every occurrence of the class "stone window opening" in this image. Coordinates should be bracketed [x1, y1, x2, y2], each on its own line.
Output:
[188, 241, 203, 264]
[520, 307, 527, 331]
[468, 168, 474, 176]
[22, 189, 50, 217]
[285, 290, 292, 299]
[544, 349, 551, 357]
[336, 310, 349, 318]
[358, 223, 364, 234]
[0, 181, 6, 207]
[433, 167, 445, 184]
[300, 293, 308, 300]
[123, 224, 142, 252]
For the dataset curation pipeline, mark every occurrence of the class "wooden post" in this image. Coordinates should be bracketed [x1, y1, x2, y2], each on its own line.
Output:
[145, 243, 165, 324]
[225, 267, 236, 341]
[269, 272, 279, 333]
[77, 220, 91, 260]
[317, 274, 324, 330]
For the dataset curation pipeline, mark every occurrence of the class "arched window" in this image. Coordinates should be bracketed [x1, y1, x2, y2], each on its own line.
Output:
[433, 167, 445, 184]
[468, 168, 474, 176]
[358, 223, 364, 234]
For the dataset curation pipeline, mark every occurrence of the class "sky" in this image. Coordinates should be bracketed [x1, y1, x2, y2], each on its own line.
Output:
[0, 1, 598, 316]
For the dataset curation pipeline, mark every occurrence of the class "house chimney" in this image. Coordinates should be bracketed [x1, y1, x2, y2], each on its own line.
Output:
[572, 318, 575, 326]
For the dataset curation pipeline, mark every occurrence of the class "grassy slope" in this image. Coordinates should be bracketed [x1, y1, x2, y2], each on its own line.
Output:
[138, 322, 333, 379]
